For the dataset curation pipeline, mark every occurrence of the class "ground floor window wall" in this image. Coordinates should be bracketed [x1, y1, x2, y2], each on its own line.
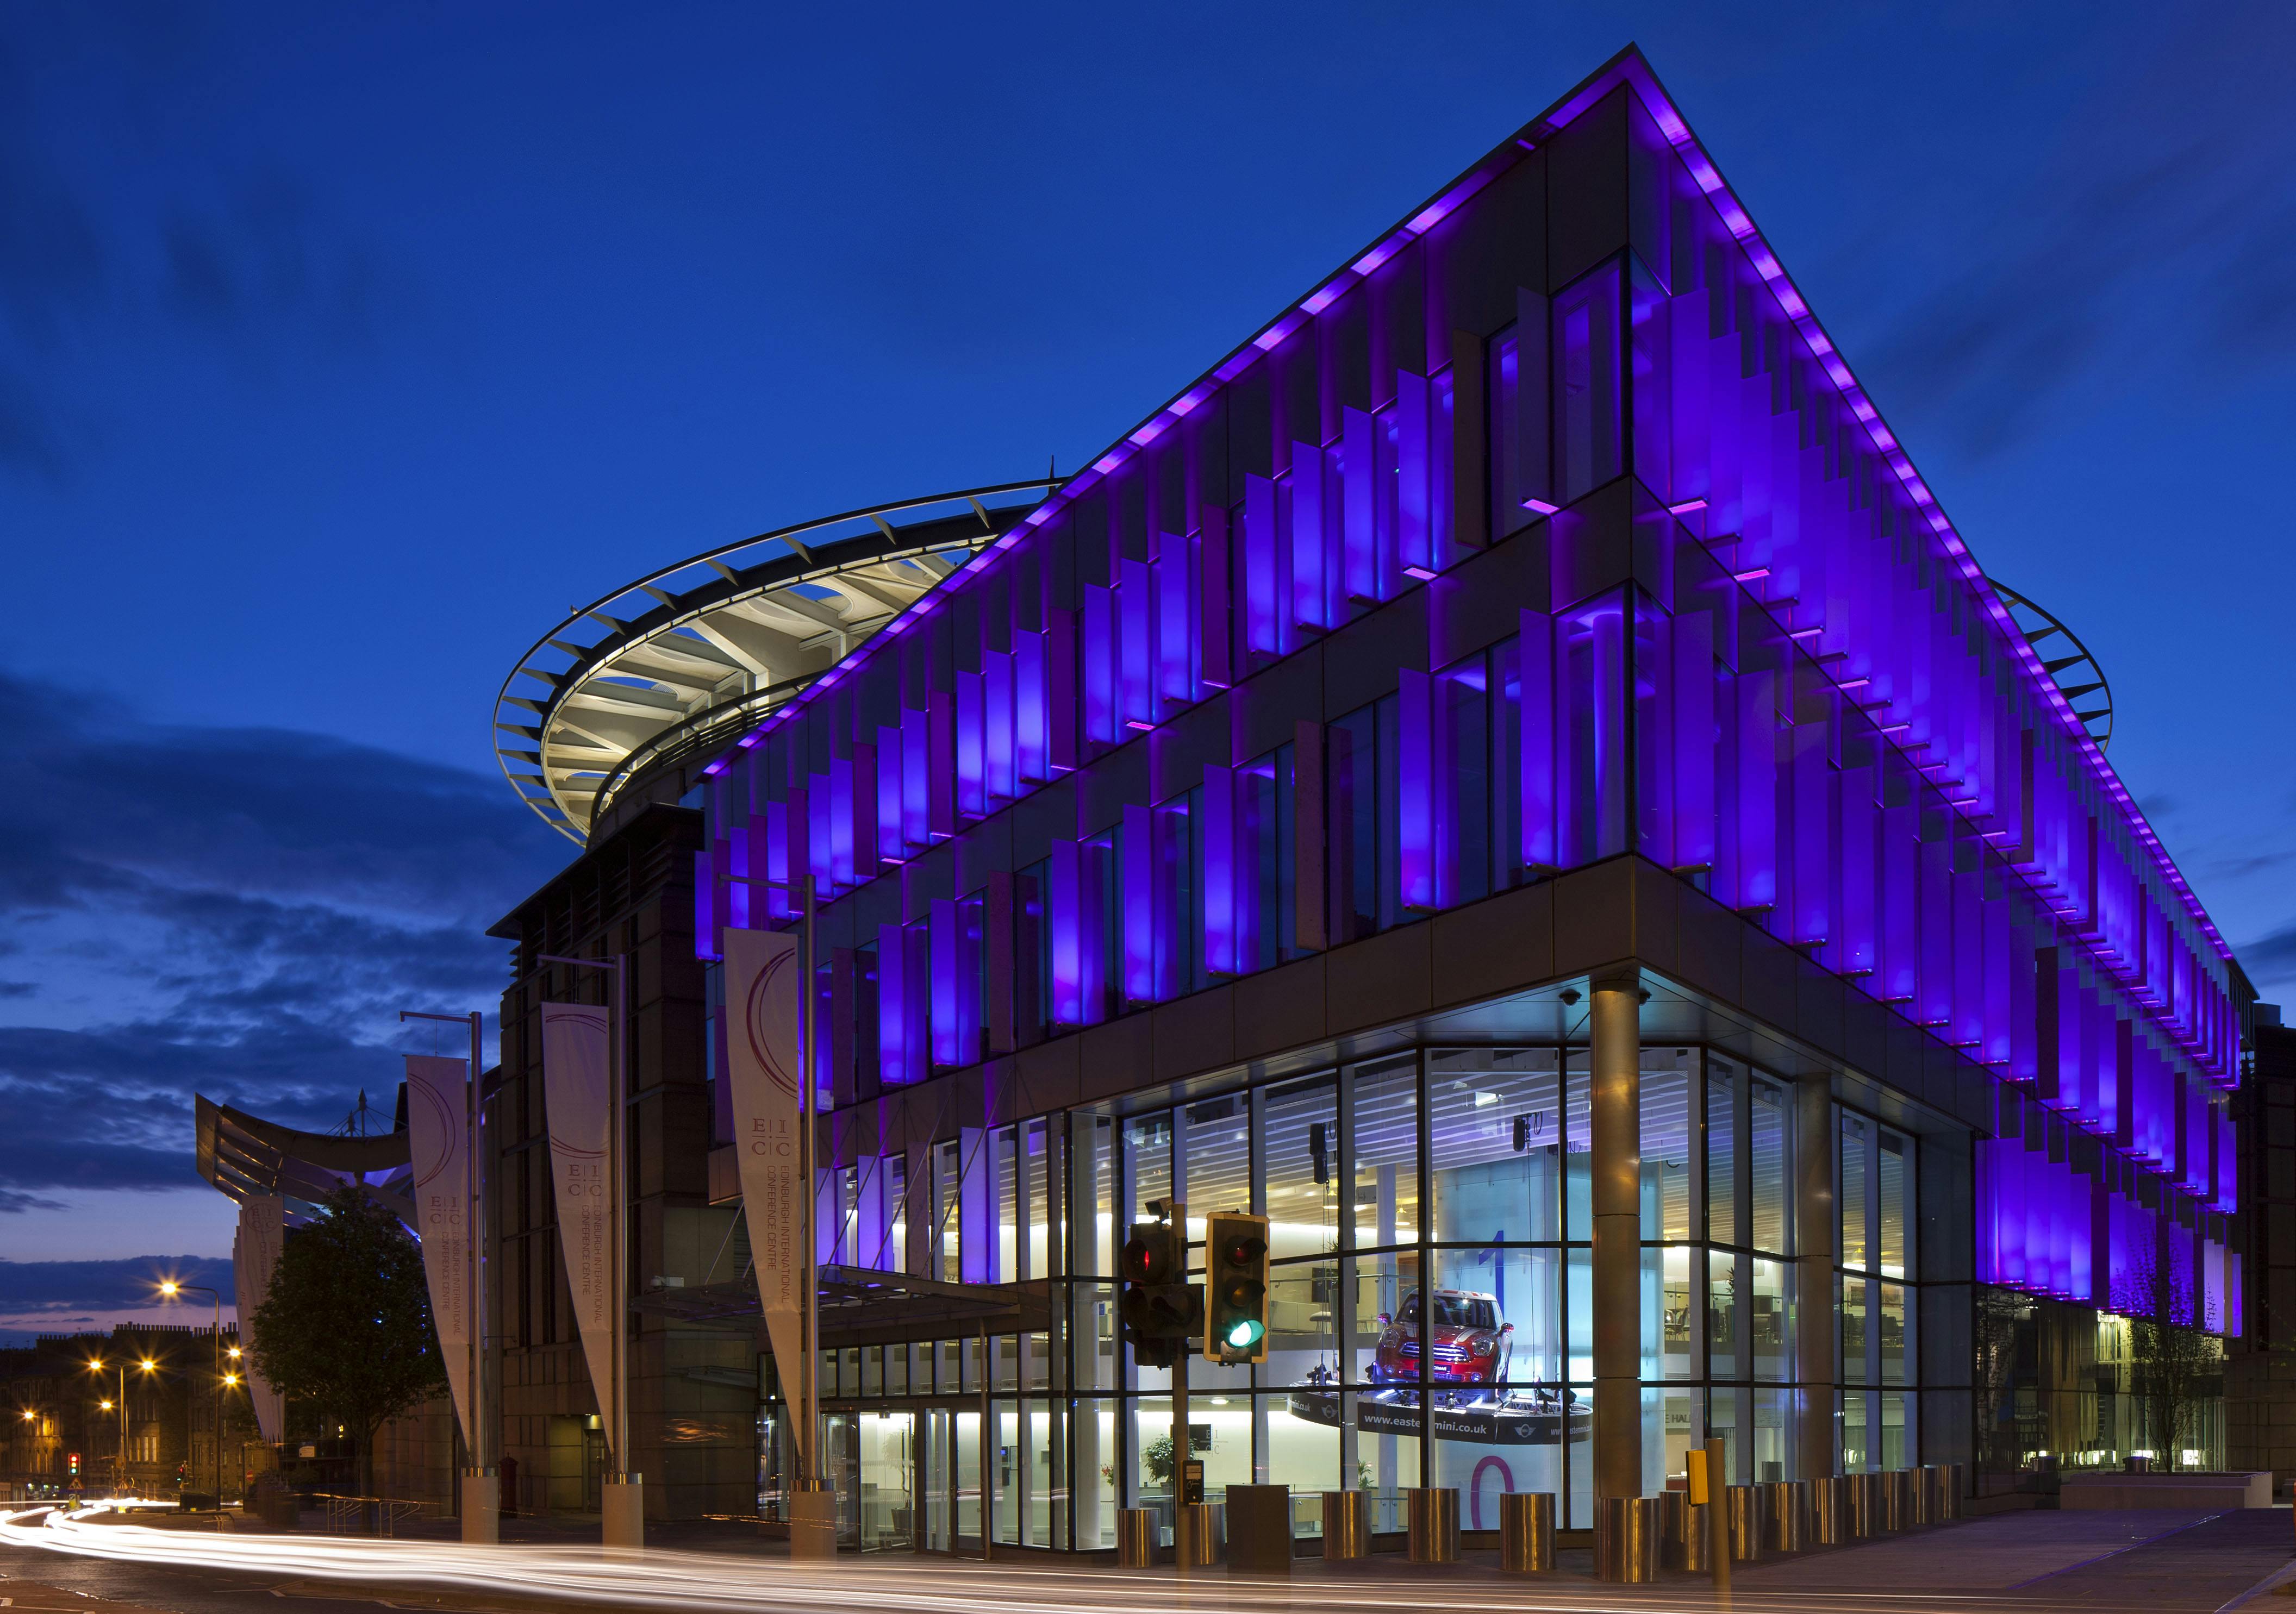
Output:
[802, 1037, 1964, 1543]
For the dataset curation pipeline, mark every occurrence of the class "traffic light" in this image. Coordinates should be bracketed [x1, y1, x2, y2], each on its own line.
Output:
[1205, 1211, 1270, 1363]
[1120, 1218, 1199, 1369]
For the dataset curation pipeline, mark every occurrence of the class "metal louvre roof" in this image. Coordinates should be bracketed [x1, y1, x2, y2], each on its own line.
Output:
[494, 479, 1056, 844]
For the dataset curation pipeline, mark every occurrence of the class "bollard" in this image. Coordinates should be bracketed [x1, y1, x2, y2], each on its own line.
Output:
[1811, 1475, 1850, 1545]
[1766, 1479, 1811, 1552]
[1725, 1484, 1765, 1562]
[1847, 1472, 1880, 1538]
[1908, 1466, 1933, 1526]
[1224, 1485, 1291, 1575]
[1177, 1503, 1222, 1565]
[1593, 1496, 1662, 1584]
[1940, 1462, 1964, 1521]
[1659, 1490, 1701, 1571]
[1879, 1468, 1913, 1532]
[1498, 1492, 1555, 1572]
[1117, 1507, 1156, 1568]
[1406, 1487, 1459, 1563]
[1321, 1490, 1368, 1560]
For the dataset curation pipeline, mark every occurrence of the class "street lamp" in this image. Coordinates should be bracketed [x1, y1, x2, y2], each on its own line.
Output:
[158, 1281, 224, 1504]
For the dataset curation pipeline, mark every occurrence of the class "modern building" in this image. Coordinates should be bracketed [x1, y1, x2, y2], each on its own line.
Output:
[475, 45, 2255, 1548]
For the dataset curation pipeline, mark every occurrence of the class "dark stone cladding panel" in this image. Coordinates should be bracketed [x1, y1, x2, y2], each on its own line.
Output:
[827, 853, 2004, 1153]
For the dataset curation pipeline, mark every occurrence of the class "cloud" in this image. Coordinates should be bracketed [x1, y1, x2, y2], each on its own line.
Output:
[0, 666, 564, 1199]
[0, 1253, 236, 1344]
[2242, 923, 2296, 985]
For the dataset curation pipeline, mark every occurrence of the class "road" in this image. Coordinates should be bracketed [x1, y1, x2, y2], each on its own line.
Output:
[1, 1503, 2287, 1614]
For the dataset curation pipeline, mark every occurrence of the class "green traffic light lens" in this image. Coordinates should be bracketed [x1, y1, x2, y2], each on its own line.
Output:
[1225, 1318, 1264, 1349]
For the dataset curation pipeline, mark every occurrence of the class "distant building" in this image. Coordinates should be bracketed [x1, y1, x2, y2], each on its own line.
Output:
[2229, 1005, 2295, 1479]
[0, 1323, 251, 1498]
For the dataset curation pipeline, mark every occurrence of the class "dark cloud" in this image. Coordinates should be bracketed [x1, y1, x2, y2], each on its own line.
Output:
[2243, 923, 2296, 983]
[0, 667, 564, 1200]
[0, 1254, 233, 1312]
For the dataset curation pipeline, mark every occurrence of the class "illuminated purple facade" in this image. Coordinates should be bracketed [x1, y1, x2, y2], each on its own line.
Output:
[659, 48, 2254, 1526]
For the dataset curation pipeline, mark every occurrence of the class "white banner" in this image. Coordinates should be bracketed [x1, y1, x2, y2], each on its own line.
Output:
[540, 1002, 617, 1447]
[404, 1055, 475, 1450]
[722, 929, 807, 1440]
[233, 1196, 286, 1443]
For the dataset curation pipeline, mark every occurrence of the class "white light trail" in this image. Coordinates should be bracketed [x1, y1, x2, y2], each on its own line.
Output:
[0, 1503, 2196, 1614]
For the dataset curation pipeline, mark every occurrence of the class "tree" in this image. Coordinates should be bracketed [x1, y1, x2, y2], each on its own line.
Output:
[246, 1185, 446, 1529]
[2125, 1248, 2220, 1471]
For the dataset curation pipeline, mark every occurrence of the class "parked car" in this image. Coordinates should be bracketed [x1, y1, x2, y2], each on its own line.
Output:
[1369, 1288, 1511, 1396]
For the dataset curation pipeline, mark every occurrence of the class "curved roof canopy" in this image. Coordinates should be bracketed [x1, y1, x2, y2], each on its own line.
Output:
[195, 1094, 413, 1222]
[495, 479, 1056, 843]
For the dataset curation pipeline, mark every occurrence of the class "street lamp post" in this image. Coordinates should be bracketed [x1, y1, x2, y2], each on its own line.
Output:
[536, 952, 636, 1550]
[88, 1359, 155, 1496]
[157, 1282, 222, 1503]
[399, 1006, 496, 1545]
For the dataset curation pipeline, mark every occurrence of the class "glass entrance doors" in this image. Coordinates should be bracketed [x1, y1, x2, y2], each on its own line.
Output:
[918, 1406, 983, 1555]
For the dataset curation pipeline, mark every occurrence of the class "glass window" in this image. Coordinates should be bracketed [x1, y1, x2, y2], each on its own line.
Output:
[1261, 1391, 1340, 1534]
[1427, 1048, 1561, 1244]
[1564, 1056, 1593, 1240]
[1433, 1246, 1560, 1384]
[1707, 1056, 1740, 1246]
[1352, 1252, 1424, 1388]
[1351, 1055, 1419, 1250]
[1070, 1113, 1113, 1279]
[1182, 1092, 1250, 1241]
[1750, 1074, 1792, 1255]
[1264, 1075, 1340, 1261]
[1750, 1258, 1791, 1382]
[1640, 1049, 1694, 1241]
[1263, 1258, 1342, 1391]
[1328, 696, 1400, 942]
[1841, 1275, 1870, 1385]
[1124, 1111, 1172, 1231]
[1879, 1128, 1911, 1279]
[1841, 1111, 1871, 1273]
[1238, 743, 1299, 971]
[1024, 1118, 1052, 1281]
[1708, 1251, 1742, 1381]
[1877, 1281, 1908, 1387]
[995, 1125, 1019, 1285]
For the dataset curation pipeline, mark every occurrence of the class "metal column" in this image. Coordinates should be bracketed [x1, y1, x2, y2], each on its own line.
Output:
[1795, 1077, 1836, 1481]
[1589, 971, 1643, 1501]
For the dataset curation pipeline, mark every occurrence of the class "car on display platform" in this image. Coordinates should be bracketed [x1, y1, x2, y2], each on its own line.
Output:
[1368, 1288, 1512, 1401]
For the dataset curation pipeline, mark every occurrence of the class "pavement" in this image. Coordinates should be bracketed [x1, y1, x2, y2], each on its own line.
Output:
[0, 1503, 2287, 1614]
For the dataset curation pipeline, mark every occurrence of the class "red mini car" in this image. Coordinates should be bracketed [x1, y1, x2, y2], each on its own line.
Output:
[1370, 1288, 1511, 1390]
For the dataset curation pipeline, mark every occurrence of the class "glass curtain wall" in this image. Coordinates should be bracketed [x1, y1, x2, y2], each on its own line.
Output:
[819, 1041, 1943, 1547]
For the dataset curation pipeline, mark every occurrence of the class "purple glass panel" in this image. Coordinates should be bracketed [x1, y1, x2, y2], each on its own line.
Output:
[1049, 839, 1083, 1028]
[692, 848, 718, 961]
[1343, 406, 1377, 603]
[1244, 473, 1281, 656]
[1396, 371, 1431, 575]
[984, 650, 1016, 804]
[1156, 534, 1194, 704]
[1671, 607, 1716, 873]
[1202, 762, 1237, 977]
[1397, 668, 1435, 911]
[1291, 439, 1328, 631]
[1519, 610, 1556, 872]
[1735, 671, 1778, 912]
[1121, 803, 1153, 1005]
[1082, 583, 1116, 744]
[1119, 557, 1153, 728]
[1014, 631, 1049, 784]
[959, 667, 989, 820]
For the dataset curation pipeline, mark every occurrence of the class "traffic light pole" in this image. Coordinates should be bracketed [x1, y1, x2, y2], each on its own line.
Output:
[1170, 1198, 1188, 1576]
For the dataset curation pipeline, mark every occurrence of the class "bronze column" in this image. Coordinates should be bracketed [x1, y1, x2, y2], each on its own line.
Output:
[1589, 971, 1643, 1500]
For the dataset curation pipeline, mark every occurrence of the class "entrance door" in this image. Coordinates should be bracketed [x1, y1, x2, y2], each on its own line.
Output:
[918, 1406, 983, 1555]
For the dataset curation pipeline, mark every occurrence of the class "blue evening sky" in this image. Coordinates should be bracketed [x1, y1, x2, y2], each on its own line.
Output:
[1, 1, 2290, 1337]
